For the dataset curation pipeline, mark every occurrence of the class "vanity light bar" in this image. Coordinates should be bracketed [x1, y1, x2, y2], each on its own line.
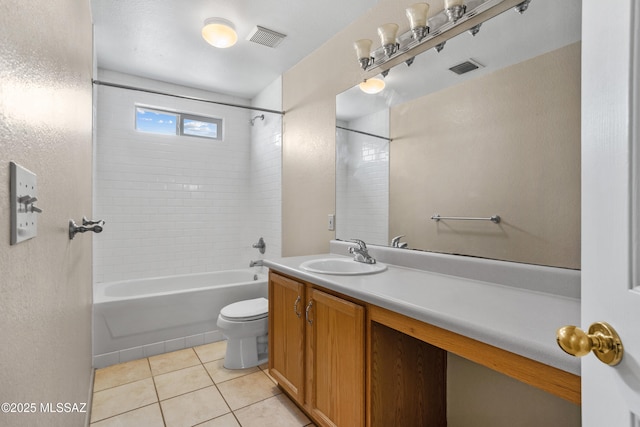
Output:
[361, 0, 526, 80]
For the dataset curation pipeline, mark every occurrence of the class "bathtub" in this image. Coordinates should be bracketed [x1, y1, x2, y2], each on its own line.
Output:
[93, 269, 268, 368]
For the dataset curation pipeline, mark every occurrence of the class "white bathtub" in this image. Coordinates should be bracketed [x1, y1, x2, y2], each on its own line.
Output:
[93, 269, 268, 368]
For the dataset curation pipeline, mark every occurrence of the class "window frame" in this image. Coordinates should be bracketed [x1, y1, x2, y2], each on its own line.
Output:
[179, 113, 223, 141]
[135, 106, 224, 141]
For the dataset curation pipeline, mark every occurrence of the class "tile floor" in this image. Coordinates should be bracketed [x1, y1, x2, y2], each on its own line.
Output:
[90, 341, 314, 427]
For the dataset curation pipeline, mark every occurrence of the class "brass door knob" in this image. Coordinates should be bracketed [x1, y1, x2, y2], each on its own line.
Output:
[556, 322, 623, 366]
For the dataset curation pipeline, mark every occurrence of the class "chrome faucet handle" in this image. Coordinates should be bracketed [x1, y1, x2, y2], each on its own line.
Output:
[252, 237, 266, 254]
[391, 235, 405, 246]
[391, 235, 408, 248]
[350, 239, 367, 250]
[349, 239, 376, 264]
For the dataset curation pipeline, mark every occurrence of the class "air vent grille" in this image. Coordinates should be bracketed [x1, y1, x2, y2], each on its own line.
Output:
[247, 26, 287, 48]
[449, 59, 483, 75]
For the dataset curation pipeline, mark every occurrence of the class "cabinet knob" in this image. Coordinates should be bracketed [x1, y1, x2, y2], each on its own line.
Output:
[556, 321, 623, 366]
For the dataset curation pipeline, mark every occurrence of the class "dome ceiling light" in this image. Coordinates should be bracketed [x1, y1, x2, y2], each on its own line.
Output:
[202, 18, 238, 48]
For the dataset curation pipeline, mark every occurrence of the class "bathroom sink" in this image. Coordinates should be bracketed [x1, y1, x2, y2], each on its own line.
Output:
[300, 258, 387, 275]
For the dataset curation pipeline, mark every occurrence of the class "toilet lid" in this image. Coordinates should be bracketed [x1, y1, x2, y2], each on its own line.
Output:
[220, 297, 268, 321]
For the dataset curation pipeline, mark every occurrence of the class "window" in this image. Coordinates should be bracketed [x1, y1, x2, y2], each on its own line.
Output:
[135, 107, 177, 135]
[180, 115, 222, 140]
[135, 107, 223, 140]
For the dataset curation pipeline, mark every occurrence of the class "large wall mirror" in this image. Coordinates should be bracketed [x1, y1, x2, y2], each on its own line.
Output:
[336, 0, 582, 269]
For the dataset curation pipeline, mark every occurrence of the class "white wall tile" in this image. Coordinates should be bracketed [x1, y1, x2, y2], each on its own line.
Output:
[336, 109, 389, 245]
[94, 72, 282, 284]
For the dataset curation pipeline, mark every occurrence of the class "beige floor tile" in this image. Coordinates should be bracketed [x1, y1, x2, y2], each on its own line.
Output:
[217, 371, 281, 411]
[89, 403, 164, 427]
[203, 358, 259, 384]
[195, 413, 241, 427]
[194, 340, 227, 363]
[148, 348, 201, 376]
[154, 364, 214, 400]
[160, 386, 230, 427]
[259, 364, 278, 385]
[91, 378, 157, 423]
[93, 358, 152, 392]
[234, 394, 310, 427]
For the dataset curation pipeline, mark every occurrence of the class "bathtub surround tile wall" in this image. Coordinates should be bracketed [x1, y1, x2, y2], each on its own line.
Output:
[248, 77, 283, 265]
[336, 108, 389, 245]
[94, 71, 282, 284]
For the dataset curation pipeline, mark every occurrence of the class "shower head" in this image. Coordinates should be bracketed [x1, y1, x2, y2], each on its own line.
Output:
[250, 114, 264, 125]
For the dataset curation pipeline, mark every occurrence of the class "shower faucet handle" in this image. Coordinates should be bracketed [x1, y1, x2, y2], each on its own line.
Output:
[252, 237, 266, 254]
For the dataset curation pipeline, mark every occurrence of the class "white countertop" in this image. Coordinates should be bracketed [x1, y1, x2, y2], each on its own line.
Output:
[263, 251, 581, 376]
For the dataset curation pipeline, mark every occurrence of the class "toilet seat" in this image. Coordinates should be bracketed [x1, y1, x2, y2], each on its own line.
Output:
[220, 297, 268, 321]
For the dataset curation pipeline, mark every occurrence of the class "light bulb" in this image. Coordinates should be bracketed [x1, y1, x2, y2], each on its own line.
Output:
[406, 3, 429, 29]
[202, 18, 238, 48]
[359, 78, 385, 94]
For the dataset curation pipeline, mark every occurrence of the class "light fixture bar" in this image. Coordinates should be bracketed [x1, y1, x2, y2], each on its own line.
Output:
[362, 0, 526, 80]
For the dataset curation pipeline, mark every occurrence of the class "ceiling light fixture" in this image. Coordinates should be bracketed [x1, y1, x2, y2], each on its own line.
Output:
[377, 23, 399, 58]
[444, 0, 466, 24]
[406, 3, 430, 42]
[359, 78, 385, 94]
[354, 39, 374, 70]
[353, 0, 532, 77]
[202, 18, 238, 48]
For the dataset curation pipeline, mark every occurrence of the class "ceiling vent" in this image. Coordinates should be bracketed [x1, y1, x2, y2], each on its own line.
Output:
[247, 26, 287, 48]
[449, 59, 484, 75]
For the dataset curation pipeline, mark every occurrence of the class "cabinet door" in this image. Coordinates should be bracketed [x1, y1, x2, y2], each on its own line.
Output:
[307, 288, 365, 427]
[269, 273, 306, 406]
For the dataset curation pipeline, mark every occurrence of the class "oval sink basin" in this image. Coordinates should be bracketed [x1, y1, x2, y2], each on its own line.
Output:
[300, 258, 387, 275]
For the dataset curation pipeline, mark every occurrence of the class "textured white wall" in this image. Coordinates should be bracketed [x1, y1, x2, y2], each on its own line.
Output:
[94, 72, 282, 284]
[0, 0, 94, 426]
[390, 43, 581, 269]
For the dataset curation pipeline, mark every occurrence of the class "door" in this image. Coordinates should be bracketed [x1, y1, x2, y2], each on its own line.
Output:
[307, 288, 365, 427]
[268, 273, 306, 406]
[582, 0, 640, 424]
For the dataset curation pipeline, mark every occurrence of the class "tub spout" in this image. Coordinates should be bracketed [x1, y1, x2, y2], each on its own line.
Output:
[250, 259, 264, 267]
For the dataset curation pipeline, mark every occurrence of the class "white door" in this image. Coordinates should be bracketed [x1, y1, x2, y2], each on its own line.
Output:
[582, 0, 640, 425]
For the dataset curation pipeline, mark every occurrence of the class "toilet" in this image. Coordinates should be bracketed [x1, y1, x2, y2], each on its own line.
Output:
[216, 297, 269, 369]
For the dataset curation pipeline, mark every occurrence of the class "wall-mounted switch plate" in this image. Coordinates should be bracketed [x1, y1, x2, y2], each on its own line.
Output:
[328, 214, 335, 231]
[10, 162, 38, 245]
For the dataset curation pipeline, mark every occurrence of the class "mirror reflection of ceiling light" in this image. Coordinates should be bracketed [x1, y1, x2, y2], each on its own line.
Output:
[202, 18, 238, 48]
[359, 78, 385, 94]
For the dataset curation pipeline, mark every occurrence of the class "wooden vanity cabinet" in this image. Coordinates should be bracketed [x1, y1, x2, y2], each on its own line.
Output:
[269, 272, 365, 427]
[307, 287, 365, 427]
[268, 272, 306, 406]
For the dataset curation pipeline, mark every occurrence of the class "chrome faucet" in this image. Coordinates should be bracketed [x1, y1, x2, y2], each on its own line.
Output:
[348, 239, 376, 264]
[249, 259, 264, 267]
[391, 235, 408, 249]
